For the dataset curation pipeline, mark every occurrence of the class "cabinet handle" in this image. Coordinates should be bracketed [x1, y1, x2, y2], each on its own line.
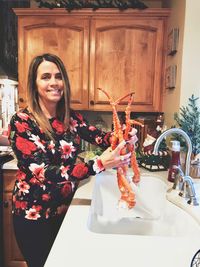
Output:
[19, 97, 24, 103]
[3, 201, 9, 208]
[90, 100, 95, 105]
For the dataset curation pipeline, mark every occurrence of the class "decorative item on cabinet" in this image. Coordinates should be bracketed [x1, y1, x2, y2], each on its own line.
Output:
[167, 28, 179, 56]
[165, 65, 177, 89]
[138, 114, 171, 171]
[35, 0, 148, 11]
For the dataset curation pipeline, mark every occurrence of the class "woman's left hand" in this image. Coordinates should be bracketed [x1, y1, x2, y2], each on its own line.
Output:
[98, 140, 131, 170]
[127, 127, 138, 146]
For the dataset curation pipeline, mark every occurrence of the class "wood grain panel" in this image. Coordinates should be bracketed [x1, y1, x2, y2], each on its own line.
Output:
[90, 18, 165, 111]
[18, 16, 89, 109]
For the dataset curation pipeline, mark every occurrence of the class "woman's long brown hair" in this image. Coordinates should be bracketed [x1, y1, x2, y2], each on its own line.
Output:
[27, 53, 71, 140]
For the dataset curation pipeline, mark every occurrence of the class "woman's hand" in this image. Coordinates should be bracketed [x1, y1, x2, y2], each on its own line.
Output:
[98, 140, 131, 170]
[98, 127, 138, 170]
[128, 128, 138, 146]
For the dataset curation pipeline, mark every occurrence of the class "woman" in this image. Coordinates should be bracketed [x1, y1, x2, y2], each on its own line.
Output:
[9, 53, 136, 267]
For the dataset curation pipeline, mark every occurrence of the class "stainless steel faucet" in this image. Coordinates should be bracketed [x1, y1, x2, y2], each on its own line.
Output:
[153, 128, 192, 176]
[153, 128, 199, 206]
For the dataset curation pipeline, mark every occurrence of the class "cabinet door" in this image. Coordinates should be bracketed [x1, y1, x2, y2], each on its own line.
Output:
[89, 18, 166, 112]
[3, 170, 27, 267]
[3, 192, 27, 267]
[18, 16, 89, 110]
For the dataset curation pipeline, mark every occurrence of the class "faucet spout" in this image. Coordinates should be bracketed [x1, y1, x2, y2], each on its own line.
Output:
[153, 128, 192, 176]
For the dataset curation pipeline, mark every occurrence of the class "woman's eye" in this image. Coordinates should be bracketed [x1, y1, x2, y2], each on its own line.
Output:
[40, 73, 62, 80]
[41, 75, 50, 80]
[55, 74, 62, 80]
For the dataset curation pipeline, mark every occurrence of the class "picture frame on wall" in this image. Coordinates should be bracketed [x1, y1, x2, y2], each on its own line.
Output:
[165, 65, 177, 89]
[167, 28, 179, 56]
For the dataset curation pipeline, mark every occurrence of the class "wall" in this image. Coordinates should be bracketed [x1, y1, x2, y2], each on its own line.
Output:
[162, 0, 185, 127]
[180, 0, 200, 106]
[163, 0, 200, 128]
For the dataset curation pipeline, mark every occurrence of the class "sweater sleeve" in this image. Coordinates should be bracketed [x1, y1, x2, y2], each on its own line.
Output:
[9, 111, 105, 186]
[70, 110, 112, 149]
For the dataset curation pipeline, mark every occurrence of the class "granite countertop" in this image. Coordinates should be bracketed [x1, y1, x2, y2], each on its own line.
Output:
[44, 169, 200, 267]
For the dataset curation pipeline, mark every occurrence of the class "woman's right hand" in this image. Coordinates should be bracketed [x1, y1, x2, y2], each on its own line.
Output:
[98, 140, 131, 170]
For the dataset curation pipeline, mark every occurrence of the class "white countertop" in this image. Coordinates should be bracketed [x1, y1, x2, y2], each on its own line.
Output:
[2, 158, 18, 170]
[45, 169, 200, 267]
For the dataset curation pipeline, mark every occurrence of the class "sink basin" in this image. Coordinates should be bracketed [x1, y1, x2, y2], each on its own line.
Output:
[87, 170, 200, 237]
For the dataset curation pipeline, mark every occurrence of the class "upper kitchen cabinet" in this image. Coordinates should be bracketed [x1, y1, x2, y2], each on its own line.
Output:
[14, 8, 170, 112]
[14, 10, 89, 110]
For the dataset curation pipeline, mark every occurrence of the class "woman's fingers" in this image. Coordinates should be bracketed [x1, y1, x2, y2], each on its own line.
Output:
[119, 152, 131, 162]
[129, 128, 137, 136]
[118, 157, 131, 167]
[99, 141, 132, 169]
[113, 140, 126, 153]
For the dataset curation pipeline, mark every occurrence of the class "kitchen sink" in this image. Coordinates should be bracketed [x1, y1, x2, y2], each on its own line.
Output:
[87, 170, 200, 237]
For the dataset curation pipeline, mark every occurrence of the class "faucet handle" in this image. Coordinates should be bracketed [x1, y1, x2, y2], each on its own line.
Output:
[179, 176, 199, 206]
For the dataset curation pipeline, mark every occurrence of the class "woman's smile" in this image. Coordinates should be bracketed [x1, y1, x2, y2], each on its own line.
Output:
[46, 88, 62, 95]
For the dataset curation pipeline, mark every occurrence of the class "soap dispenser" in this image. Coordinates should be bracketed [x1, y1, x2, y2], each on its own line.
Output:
[168, 140, 181, 182]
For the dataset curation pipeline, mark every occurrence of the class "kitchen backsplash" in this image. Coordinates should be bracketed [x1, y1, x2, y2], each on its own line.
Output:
[81, 110, 163, 152]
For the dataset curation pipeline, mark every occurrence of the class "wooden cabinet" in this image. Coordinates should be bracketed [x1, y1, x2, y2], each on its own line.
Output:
[15, 13, 89, 110]
[14, 8, 170, 112]
[3, 170, 27, 267]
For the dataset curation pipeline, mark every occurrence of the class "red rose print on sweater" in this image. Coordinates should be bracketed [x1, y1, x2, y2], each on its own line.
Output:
[61, 182, 72, 198]
[16, 136, 37, 155]
[42, 194, 51, 202]
[15, 200, 28, 210]
[71, 163, 88, 179]
[75, 112, 83, 121]
[52, 119, 64, 134]
[15, 121, 31, 133]
[16, 170, 26, 180]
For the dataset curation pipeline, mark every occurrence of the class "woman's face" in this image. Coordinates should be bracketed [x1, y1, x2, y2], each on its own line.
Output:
[36, 60, 64, 106]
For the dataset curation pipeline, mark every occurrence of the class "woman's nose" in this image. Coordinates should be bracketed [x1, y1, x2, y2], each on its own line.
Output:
[49, 76, 58, 85]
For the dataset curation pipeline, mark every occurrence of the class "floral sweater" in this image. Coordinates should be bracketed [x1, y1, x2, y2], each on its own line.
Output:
[9, 109, 111, 221]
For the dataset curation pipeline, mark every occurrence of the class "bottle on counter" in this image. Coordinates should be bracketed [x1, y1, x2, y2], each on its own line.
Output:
[168, 140, 181, 182]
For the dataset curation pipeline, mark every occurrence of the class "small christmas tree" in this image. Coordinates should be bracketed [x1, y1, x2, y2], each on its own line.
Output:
[174, 94, 200, 157]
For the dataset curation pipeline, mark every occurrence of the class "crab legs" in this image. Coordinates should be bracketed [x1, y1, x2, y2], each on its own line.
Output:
[98, 88, 143, 209]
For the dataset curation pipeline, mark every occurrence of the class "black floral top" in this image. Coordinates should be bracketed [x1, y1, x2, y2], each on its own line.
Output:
[9, 109, 111, 220]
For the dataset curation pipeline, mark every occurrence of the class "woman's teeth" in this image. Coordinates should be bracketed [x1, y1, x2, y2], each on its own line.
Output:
[47, 89, 61, 93]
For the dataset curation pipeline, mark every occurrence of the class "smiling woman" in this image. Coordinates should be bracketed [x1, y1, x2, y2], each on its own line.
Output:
[8, 53, 138, 267]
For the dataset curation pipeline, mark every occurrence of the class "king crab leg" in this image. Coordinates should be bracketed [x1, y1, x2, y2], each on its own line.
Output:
[98, 88, 143, 209]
